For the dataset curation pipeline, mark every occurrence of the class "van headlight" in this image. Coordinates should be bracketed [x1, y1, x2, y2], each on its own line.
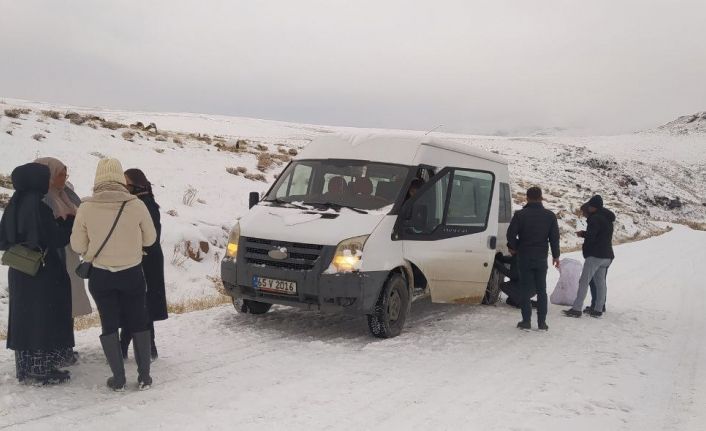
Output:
[225, 223, 240, 259]
[330, 235, 369, 273]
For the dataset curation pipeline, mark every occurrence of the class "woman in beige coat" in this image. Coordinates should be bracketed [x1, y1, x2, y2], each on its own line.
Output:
[71, 158, 157, 391]
[35, 157, 92, 366]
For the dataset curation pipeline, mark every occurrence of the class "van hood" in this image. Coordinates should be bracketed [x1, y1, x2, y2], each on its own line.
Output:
[239, 204, 388, 246]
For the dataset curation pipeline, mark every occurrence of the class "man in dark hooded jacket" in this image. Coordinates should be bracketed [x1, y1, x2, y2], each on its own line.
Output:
[564, 195, 615, 318]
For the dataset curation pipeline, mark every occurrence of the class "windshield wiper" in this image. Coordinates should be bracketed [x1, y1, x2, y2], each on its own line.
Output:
[303, 201, 368, 214]
[264, 198, 309, 211]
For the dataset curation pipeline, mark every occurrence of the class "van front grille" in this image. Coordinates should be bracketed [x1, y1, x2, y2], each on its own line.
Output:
[242, 237, 324, 271]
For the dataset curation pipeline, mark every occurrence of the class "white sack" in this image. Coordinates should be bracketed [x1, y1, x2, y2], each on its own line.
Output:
[550, 258, 583, 306]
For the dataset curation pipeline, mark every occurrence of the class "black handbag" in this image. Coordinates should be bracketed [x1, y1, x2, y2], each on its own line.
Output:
[75, 201, 127, 279]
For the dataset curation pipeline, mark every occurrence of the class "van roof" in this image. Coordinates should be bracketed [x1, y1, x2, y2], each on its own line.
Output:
[297, 133, 508, 166]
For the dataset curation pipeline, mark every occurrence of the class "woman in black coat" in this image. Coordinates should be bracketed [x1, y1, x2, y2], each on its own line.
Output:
[0, 163, 75, 385]
[120, 168, 167, 360]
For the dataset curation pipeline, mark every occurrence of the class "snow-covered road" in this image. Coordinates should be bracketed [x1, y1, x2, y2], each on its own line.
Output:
[1, 225, 705, 430]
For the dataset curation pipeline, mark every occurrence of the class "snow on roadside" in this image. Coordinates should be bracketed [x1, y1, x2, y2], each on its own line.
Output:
[0, 225, 705, 430]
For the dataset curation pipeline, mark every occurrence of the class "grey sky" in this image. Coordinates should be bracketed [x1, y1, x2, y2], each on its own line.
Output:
[1, 0, 705, 135]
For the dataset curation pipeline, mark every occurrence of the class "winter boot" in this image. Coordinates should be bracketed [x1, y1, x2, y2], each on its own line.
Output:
[119, 329, 132, 360]
[133, 330, 153, 390]
[538, 321, 549, 331]
[99, 332, 126, 391]
[516, 321, 531, 330]
[563, 309, 582, 318]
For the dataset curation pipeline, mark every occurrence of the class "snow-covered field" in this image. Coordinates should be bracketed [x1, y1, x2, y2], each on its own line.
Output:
[1, 98, 705, 333]
[1, 225, 704, 430]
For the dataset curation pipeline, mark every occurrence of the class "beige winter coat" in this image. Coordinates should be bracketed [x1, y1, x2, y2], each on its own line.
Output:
[71, 189, 157, 271]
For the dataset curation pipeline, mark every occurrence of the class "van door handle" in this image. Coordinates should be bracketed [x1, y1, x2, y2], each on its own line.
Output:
[488, 236, 497, 250]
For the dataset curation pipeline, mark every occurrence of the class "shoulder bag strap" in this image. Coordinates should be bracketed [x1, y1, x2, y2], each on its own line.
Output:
[91, 201, 128, 262]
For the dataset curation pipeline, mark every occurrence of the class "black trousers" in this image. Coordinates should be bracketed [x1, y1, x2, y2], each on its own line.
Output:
[517, 256, 548, 323]
[88, 265, 149, 336]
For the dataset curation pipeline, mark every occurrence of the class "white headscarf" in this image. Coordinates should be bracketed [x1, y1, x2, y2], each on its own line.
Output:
[34, 157, 79, 219]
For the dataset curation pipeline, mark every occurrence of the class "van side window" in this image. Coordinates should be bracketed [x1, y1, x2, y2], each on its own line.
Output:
[445, 170, 494, 229]
[498, 182, 512, 223]
[402, 168, 494, 238]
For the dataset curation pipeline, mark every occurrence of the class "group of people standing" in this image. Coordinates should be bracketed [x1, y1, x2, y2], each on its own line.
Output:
[0, 157, 167, 390]
[503, 187, 615, 330]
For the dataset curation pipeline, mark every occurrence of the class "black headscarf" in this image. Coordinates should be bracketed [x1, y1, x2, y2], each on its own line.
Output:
[0, 163, 51, 250]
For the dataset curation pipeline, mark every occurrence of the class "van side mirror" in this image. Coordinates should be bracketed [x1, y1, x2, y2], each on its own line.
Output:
[248, 192, 260, 209]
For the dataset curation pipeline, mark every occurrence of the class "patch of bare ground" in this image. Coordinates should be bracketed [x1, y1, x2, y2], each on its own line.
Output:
[3, 108, 31, 118]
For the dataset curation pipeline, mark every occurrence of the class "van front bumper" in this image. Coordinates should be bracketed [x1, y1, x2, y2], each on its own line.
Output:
[221, 258, 388, 314]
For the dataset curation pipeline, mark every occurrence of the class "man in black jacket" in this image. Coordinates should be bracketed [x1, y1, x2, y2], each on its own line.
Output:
[564, 195, 615, 318]
[507, 187, 561, 331]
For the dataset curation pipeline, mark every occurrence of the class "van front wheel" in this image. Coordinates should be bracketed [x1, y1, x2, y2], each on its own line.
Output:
[367, 273, 410, 338]
[482, 267, 502, 305]
[233, 298, 272, 315]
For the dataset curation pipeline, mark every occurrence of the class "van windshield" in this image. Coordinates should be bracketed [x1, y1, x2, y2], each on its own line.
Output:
[264, 159, 412, 211]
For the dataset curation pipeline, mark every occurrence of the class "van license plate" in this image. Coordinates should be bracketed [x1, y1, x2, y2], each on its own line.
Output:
[253, 276, 297, 295]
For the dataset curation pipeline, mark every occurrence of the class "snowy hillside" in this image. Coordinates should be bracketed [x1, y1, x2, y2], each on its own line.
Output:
[1, 98, 705, 332]
[654, 111, 706, 135]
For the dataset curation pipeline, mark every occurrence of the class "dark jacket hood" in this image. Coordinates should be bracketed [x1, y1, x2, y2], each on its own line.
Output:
[601, 208, 616, 223]
[586, 195, 603, 210]
[11, 163, 50, 194]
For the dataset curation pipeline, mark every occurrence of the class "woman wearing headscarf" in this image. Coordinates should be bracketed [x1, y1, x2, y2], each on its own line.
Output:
[1, 163, 75, 385]
[71, 158, 157, 391]
[120, 168, 167, 360]
[35, 157, 92, 365]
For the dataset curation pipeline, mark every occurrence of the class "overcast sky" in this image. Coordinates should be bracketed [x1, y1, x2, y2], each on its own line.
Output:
[1, 0, 705, 135]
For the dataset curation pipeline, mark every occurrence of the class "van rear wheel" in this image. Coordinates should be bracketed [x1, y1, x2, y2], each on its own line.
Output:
[233, 298, 272, 315]
[482, 267, 502, 305]
[367, 273, 410, 338]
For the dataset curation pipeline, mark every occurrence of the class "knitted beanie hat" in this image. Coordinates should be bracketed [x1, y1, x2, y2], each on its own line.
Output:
[94, 158, 126, 187]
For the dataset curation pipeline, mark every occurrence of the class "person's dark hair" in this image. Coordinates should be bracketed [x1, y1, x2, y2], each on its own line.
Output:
[409, 178, 424, 191]
[124, 168, 153, 195]
[526, 186, 542, 201]
[406, 178, 425, 200]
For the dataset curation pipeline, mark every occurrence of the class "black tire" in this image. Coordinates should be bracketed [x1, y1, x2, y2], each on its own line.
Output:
[482, 267, 502, 305]
[367, 273, 410, 338]
[233, 298, 272, 315]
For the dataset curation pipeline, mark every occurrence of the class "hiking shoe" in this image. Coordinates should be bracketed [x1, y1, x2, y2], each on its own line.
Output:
[138, 376, 152, 391]
[107, 376, 126, 392]
[538, 321, 549, 331]
[563, 309, 582, 318]
[589, 310, 603, 318]
[517, 321, 531, 330]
